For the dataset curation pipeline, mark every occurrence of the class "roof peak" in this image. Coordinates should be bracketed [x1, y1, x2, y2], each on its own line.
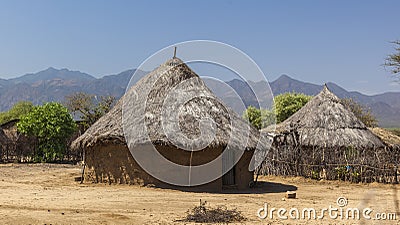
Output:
[163, 57, 184, 67]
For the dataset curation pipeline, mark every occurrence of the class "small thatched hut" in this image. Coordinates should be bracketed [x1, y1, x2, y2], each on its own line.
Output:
[0, 129, 10, 160]
[71, 57, 265, 191]
[0, 119, 37, 162]
[262, 85, 399, 183]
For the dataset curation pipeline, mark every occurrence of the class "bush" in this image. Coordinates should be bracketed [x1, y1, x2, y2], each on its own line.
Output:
[274, 92, 312, 123]
[17, 102, 76, 162]
[0, 101, 33, 125]
[242, 106, 276, 130]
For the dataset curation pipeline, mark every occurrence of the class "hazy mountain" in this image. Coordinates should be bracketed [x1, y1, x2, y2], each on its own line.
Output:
[0, 68, 141, 110]
[222, 76, 400, 128]
[9, 67, 96, 85]
[0, 69, 399, 127]
[270, 74, 321, 95]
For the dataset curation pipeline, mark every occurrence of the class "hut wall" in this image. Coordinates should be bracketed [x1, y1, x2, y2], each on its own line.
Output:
[84, 144, 254, 191]
[234, 150, 255, 189]
[84, 144, 224, 191]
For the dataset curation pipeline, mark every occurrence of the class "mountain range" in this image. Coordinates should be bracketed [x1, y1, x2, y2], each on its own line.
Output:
[0, 68, 399, 127]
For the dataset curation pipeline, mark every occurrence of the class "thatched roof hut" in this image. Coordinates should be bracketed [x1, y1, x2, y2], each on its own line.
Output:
[1, 119, 19, 142]
[72, 57, 265, 191]
[261, 86, 398, 183]
[267, 85, 384, 148]
[0, 119, 37, 162]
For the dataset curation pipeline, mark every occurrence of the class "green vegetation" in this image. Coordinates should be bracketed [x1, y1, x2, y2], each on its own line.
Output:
[64, 92, 115, 130]
[17, 102, 76, 162]
[242, 106, 276, 130]
[274, 92, 312, 123]
[243, 92, 311, 129]
[341, 98, 378, 127]
[0, 101, 34, 125]
[384, 40, 400, 77]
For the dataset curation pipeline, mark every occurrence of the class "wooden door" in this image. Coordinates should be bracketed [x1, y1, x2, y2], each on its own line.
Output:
[222, 149, 235, 185]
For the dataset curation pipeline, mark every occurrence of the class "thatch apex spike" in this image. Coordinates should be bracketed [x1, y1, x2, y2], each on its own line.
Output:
[323, 83, 330, 91]
[173, 46, 177, 58]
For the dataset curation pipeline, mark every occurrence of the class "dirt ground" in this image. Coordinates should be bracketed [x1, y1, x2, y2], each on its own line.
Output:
[0, 163, 399, 225]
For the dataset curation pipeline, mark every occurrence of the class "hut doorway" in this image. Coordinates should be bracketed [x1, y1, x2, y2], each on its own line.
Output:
[222, 149, 236, 185]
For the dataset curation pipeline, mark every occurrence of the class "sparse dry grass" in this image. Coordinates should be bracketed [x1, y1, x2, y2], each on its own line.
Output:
[179, 199, 246, 223]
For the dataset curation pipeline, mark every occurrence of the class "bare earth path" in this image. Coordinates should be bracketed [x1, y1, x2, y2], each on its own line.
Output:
[0, 163, 399, 225]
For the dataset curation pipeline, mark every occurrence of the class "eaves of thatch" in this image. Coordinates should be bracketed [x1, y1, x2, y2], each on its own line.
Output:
[370, 127, 400, 149]
[71, 58, 265, 151]
[264, 85, 384, 149]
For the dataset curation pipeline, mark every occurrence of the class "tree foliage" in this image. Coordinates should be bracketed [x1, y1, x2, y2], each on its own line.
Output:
[341, 98, 378, 127]
[64, 92, 116, 130]
[274, 92, 312, 123]
[384, 40, 400, 77]
[17, 102, 76, 162]
[0, 101, 34, 125]
[243, 106, 276, 130]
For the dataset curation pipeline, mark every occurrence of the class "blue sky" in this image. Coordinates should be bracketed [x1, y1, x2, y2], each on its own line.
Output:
[0, 0, 399, 95]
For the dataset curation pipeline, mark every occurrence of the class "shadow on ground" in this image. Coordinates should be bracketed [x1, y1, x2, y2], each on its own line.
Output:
[151, 181, 298, 194]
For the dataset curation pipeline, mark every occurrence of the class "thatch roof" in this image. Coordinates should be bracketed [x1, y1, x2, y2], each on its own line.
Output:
[370, 127, 400, 149]
[71, 57, 265, 151]
[0, 129, 10, 145]
[263, 85, 384, 149]
[0, 119, 19, 141]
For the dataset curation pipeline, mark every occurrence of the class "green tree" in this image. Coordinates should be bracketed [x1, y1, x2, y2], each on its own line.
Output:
[341, 98, 378, 127]
[64, 92, 115, 130]
[384, 40, 400, 78]
[274, 92, 312, 123]
[17, 102, 76, 162]
[243, 106, 276, 130]
[0, 101, 34, 124]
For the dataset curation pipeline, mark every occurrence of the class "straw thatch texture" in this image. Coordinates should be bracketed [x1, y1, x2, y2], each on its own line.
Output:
[370, 127, 400, 149]
[260, 86, 399, 183]
[269, 85, 384, 149]
[71, 58, 263, 151]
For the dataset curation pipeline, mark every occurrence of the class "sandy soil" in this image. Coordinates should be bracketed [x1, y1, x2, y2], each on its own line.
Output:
[0, 163, 399, 225]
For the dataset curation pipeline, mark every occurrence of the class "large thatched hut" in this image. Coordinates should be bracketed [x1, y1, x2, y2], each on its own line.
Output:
[71, 57, 265, 191]
[262, 85, 399, 183]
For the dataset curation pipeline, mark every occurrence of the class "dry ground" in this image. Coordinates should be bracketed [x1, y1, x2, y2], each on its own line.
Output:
[0, 163, 399, 225]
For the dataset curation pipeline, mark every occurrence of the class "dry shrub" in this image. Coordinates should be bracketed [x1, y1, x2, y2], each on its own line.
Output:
[180, 199, 246, 223]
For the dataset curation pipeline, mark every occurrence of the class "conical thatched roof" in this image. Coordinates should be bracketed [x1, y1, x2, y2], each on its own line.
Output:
[71, 57, 264, 151]
[265, 85, 384, 149]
